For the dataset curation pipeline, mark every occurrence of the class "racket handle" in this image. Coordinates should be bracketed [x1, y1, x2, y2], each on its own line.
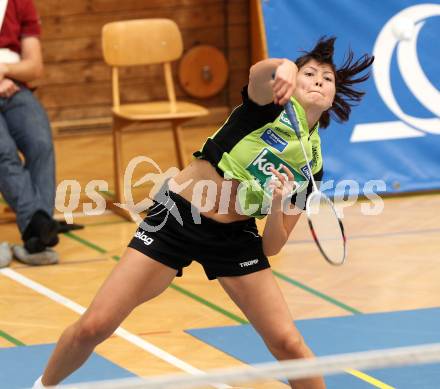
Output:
[284, 102, 302, 139]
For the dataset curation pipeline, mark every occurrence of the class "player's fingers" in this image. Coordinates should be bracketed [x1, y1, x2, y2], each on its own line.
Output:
[273, 77, 293, 93]
[278, 95, 289, 106]
[268, 182, 283, 197]
[278, 84, 296, 105]
[269, 167, 286, 185]
[281, 164, 294, 181]
[272, 75, 287, 89]
[274, 84, 289, 102]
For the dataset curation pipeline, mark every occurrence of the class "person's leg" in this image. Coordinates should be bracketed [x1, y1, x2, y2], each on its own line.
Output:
[2, 88, 59, 253]
[219, 269, 326, 389]
[0, 113, 38, 232]
[41, 248, 177, 386]
[3, 88, 55, 221]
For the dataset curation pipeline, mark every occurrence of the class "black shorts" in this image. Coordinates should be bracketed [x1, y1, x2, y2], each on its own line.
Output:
[128, 189, 270, 280]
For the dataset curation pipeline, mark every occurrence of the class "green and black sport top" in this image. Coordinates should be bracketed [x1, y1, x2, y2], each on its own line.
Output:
[193, 86, 324, 218]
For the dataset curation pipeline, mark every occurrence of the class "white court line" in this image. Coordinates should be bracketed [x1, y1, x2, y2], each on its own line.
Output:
[53, 210, 113, 220]
[0, 268, 230, 389]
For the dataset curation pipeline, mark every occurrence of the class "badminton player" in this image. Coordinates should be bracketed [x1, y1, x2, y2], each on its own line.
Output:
[33, 37, 373, 389]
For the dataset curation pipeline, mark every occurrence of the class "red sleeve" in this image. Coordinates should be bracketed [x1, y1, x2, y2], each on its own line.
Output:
[20, 0, 41, 37]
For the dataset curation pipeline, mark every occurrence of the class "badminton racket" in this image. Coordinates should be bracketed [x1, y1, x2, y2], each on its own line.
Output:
[284, 102, 347, 265]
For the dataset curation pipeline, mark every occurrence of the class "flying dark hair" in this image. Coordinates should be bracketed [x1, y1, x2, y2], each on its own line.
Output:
[295, 36, 374, 128]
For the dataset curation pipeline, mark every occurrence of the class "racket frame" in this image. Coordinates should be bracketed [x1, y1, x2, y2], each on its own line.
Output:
[306, 192, 347, 265]
[283, 102, 347, 265]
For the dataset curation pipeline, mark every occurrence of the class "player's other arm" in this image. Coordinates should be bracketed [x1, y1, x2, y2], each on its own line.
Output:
[263, 211, 301, 256]
[262, 165, 303, 256]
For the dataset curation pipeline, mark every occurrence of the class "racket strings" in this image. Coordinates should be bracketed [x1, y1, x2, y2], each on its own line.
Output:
[307, 193, 346, 265]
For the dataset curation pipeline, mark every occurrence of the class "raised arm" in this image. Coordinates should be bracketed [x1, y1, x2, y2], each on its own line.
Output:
[248, 58, 298, 106]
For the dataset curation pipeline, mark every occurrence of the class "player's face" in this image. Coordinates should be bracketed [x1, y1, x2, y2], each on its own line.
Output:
[294, 59, 336, 112]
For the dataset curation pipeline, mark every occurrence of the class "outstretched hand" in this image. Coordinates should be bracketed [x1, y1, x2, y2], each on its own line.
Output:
[271, 59, 298, 105]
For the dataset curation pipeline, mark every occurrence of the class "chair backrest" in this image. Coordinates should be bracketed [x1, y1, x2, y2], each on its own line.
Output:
[102, 19, 183, 108]
[102, 19, 183, 66]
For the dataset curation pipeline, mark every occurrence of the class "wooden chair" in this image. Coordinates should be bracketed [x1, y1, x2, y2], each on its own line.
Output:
[102, 19, 208, 220]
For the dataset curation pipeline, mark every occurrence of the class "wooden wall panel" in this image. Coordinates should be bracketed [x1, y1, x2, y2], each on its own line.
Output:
[39, 29, 226, 64]
[37, 0, 222, 17]
[39, 80, 226, 110]
[32, 0, 250, 126]
[40, 7, 226, 41]
[226, 0, 250, 106]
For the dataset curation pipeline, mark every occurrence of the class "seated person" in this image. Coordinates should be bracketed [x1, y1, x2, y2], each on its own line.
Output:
[0, 0, 58, 266]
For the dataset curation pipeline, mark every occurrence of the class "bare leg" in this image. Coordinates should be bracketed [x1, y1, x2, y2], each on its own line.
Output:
[219, 269, 326, 389]
[41, 248, 177, 386]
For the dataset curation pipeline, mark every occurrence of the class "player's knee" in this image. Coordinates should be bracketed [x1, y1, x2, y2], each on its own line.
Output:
[283, 334, 307, 358]
[74, 314, 113, 345]
[268, 331, 307, 359]
[26, 138, 53, 161]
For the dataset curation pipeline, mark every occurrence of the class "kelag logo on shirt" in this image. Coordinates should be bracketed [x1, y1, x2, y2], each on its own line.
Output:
[260, 128, 288, 152]
[246, 148, 307, 193]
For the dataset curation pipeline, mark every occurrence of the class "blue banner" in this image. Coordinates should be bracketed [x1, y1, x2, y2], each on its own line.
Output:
[261, 0, 440, 196]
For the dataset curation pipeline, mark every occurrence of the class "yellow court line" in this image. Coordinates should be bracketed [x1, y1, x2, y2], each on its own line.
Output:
[346, 369, 395, 389]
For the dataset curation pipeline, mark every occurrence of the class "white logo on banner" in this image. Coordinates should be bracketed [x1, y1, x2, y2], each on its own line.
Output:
[351, 4, 440, 142]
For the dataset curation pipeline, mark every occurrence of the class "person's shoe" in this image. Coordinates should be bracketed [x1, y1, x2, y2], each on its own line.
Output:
[32, 376, 47, 388]
[0, 242, 12, 268]
[23, 211, 59, 253]
[24, 237, 46, 254]
[12, 245, 59, 266]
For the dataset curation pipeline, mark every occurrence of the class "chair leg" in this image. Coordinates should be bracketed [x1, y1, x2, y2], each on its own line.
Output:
[107, 116, 133, 221]
[171, 122, 186, 169]
[112, 116, 125, 205]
